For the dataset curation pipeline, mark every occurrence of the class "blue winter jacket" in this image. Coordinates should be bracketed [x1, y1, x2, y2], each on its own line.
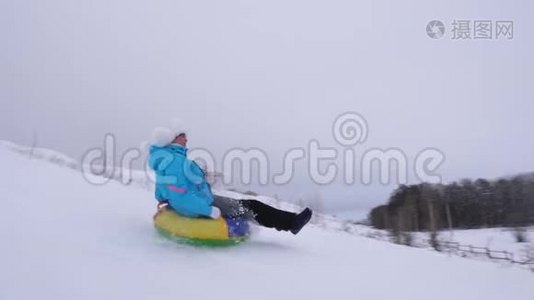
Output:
[148, 144, 214, 218]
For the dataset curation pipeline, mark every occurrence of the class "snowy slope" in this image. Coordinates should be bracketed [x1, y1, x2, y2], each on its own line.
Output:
[0, 143, 533, 300]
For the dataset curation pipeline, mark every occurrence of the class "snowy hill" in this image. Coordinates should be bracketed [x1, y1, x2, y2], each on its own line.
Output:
[0, 142, 533, 300]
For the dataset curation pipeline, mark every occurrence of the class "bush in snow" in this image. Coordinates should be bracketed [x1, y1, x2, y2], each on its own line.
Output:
[512, 227, 529, 243]
[429, 231, 441, 251]
[389, 228, 414, 246]
[244, 190, 258, 196]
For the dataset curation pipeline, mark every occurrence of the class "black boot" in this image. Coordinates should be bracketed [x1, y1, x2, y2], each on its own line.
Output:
[239, 200, 296, 231]
[290, 208, 313, 235]
[236, 199, 313, 234]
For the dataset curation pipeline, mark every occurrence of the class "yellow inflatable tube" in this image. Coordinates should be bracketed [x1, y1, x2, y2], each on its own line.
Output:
[153, 207, 249, 246]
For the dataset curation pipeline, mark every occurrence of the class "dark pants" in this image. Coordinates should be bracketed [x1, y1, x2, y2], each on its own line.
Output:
[213, 195, 297, 231]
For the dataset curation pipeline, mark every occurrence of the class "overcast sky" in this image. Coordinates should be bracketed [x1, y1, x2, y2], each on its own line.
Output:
[1, 0, 533, 219]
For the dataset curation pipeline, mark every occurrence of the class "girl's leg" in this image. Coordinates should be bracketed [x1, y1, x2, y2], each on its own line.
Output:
[238, 199, 297, 231]
[212, 195, 252, 218]
[212, 195, 312, 234]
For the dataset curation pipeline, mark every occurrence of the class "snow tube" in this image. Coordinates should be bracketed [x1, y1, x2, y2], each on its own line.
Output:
[153, 207, 250, 246]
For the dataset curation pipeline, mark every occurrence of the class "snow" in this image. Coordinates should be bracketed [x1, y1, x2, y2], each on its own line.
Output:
[0, 142, 533, 300]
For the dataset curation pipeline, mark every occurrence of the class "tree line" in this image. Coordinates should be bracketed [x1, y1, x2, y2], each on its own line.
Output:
[369, 174, 534, 232]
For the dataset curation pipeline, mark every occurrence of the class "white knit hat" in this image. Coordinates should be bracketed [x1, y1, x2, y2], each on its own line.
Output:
[149, 119, 188, 147]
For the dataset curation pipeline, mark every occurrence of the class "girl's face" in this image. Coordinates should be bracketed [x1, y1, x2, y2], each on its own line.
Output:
[173, 133, 187, 147]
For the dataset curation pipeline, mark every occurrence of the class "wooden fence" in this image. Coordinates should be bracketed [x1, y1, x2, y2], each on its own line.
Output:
[439, 240, 534, 267]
